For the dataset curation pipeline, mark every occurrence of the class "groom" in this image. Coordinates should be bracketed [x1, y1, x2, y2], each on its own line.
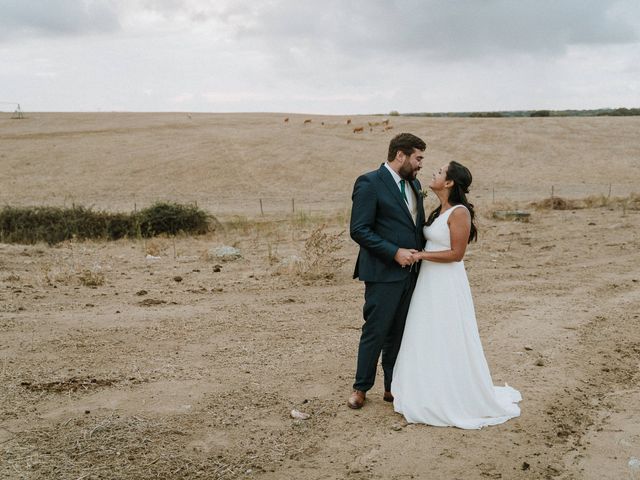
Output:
[348, 132, 427, 409]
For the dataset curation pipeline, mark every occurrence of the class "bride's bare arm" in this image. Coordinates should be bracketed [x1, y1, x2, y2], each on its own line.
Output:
[414, 207, 471, 263]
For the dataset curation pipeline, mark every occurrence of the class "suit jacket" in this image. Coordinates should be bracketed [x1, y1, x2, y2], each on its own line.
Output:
[350, 164, 426, 282]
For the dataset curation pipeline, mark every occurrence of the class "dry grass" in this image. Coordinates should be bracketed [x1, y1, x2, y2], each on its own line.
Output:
[144, 238, 169, 257]
[77, 269, 105, 287]
[530, 193, 640, 210]
[1, 414, 250, 480]
[486, 194, 640, 221]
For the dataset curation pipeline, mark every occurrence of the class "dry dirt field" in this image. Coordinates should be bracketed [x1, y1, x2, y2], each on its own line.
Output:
[1, 113, 639, 479]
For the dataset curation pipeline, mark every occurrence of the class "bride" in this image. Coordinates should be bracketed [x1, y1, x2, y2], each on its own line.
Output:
[391, 161, 521, 429]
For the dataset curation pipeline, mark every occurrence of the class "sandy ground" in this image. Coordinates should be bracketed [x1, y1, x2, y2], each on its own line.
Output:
[1, 112, 639, 213]
[1, 113, 640, 479]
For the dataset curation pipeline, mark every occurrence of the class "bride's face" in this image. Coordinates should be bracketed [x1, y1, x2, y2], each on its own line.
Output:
[429, 163, 451, 191]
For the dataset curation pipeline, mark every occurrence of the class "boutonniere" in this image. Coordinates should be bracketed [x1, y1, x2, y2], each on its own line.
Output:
[419, 188, 429, 199]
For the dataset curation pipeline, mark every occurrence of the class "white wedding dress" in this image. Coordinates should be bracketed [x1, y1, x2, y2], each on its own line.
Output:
[392, 205, 521, 429]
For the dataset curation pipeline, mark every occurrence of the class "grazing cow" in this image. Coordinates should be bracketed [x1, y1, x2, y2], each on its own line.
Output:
[384, 125, 394, 131]
[304, 119, 312, 125]
[353, 126, 364, 133]
[382, 119, 390, 126]
[321, 122, 325, 125]
[346, 119, 352, 125]
[284, 117, 289, 123]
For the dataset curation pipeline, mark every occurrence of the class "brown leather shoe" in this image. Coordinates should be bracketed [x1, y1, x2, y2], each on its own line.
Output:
[383, 391, 394, 402]
[348, 390, 366, 409]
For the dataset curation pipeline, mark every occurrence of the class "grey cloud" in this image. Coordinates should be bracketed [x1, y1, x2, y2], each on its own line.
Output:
[234, 0, 640, 60]
[0, 0, 120, 40]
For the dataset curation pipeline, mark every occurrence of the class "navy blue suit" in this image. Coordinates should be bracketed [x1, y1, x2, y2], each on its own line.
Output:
[350, 164, 426, 392]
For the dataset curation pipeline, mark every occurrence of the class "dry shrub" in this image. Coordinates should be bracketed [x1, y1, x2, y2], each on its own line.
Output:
[530, 193, 640, 211]
[492, 210, 531, 222]
[531, 197, 577, 210]
[144, 238, 168, 256]
[223, 215, 252, 234]
[77, 269, 105, 287]
[289, 225, 347, 280]
[40, 261, 105, 287]
[611, 193, 640, 210]
[41, 263, 75, 286]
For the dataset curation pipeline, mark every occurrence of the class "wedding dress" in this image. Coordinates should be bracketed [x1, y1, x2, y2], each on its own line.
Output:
[391, 205, 521, 429]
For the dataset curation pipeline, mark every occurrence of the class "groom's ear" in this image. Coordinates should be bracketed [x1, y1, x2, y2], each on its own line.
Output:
[394, 150, 406, 164]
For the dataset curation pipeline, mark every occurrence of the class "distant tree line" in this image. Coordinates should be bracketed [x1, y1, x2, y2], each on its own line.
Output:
[395, 107, 640, 118]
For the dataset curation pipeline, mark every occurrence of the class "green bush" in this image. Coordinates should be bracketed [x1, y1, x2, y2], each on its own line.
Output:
[136, 202, 209, 237]
[0, 202, 211, 245]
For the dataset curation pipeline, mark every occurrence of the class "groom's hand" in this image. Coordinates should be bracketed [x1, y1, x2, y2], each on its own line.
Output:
[410, 251, 423, 262]
[394, 248, 418, 267]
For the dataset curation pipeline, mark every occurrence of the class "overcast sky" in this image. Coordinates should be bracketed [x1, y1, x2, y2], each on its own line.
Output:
[1, 0, 638, 114]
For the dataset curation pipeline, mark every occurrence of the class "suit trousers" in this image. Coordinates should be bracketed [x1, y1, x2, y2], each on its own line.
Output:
[353, 272, 418, 392]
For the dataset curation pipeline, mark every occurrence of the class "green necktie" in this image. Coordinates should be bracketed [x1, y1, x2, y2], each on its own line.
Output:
[400, 180, 408, 203]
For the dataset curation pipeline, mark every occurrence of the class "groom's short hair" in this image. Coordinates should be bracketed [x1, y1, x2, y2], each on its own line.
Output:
[387, 133, 427, 162]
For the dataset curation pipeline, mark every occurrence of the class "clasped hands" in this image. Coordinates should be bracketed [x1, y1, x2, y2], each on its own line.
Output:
[394, 248, 423, 268]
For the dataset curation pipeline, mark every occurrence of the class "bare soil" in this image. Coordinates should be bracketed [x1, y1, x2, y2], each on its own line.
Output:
[1, 113, 639, 479]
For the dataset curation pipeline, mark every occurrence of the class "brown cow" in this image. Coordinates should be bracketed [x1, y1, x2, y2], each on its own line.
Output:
[304, 119, 312, 125]
[284, 117, 289, 123]
[353, 126, 364, 133]
[382, 119, 390, 126]
[346, 119, 352, 125]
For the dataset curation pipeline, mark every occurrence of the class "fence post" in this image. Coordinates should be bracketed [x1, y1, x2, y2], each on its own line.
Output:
[259, 198, 264, 216]
[492, 186, 495, 203]
[292, 198, 295, 213]
[607, 184, 612, 199]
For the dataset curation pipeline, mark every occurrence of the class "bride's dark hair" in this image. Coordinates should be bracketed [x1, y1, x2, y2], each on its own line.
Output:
[426, 161, 478, 243]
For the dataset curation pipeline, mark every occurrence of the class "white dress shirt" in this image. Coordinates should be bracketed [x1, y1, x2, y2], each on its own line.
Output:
[384, 162, 417, 224]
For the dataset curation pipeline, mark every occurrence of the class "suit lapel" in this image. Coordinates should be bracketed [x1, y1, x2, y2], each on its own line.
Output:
[408, 179, 425, 226]
[378, 165, 414, 224]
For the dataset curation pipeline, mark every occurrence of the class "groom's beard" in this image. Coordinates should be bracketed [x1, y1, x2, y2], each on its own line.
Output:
[399, 164, 419, 181]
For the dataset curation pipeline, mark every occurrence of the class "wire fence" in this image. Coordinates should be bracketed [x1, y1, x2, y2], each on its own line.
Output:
[472, 182, 636, 204]
[0, 183, 636, 218]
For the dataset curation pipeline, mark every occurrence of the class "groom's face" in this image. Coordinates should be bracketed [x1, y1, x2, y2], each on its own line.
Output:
[398, 148, 424, 180]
